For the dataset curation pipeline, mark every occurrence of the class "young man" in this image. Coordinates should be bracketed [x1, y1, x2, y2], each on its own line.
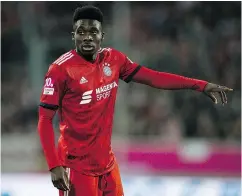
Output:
[38, 5, 232, 196]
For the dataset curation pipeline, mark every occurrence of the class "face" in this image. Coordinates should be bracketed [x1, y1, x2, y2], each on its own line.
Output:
[72, 19, 103, 57]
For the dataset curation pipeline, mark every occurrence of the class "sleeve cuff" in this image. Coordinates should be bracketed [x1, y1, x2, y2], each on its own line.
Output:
[124, 65, 142, 83]
[195, 80, 208, 92]
[48, 159, 61, 171]
[39, 102, 59, 110]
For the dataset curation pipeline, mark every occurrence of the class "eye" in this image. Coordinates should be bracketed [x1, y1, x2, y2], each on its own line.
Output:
[77, 30, 84, 35]
[92, 31, 98, 35]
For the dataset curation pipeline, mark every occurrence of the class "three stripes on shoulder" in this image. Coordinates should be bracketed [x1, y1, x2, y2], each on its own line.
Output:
[53, 52, 74, 66]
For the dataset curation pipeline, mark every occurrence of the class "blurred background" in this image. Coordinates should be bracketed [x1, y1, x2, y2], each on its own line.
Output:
[1, 1, 241, 196]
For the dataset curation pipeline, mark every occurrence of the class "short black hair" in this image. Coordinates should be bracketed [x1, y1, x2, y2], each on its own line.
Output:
[73, 5, 103, 25]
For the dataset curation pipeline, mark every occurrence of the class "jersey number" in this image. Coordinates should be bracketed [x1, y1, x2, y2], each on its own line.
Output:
[45, 78, 53, 87]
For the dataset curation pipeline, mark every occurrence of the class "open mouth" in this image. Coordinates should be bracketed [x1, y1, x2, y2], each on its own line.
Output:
[82, 45, 95, 51]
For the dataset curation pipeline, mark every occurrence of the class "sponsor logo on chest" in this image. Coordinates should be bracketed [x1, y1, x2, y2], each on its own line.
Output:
[80, 81, 118, 104]
[96, 81, 118, 94]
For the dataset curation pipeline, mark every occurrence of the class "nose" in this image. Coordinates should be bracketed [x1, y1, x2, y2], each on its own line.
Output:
[83, 34, 93, 42]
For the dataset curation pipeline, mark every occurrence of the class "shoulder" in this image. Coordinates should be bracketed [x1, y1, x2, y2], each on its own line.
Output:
[98, 47, 126, 62]
[46, 50, 74, 75]
[99, 47, 122, 55]
[48, 50, 76, 72]
[52, 50, 75, 67]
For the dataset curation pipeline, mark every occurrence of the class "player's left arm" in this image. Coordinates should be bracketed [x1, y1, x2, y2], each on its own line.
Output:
[119, 53, 233, 105]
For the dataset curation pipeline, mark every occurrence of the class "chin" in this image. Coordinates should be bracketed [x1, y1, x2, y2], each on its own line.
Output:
[81, 51, 95, 56]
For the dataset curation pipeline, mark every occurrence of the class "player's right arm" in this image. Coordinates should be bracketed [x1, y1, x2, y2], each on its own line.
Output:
[38, 64, 69, 191]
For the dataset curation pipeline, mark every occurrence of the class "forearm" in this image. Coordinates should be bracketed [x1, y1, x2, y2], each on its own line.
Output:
[132, 66, 208, 91]
[38, 107, 60, 170]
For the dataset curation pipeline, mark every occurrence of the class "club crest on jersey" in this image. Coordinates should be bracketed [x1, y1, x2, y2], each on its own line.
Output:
[103, 63, 112, 76]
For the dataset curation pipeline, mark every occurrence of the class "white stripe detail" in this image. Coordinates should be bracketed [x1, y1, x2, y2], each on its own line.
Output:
[82, 95, 92, 100]
[53, 52, 71, 64]
[83, 90, 93, 96]
[80, 90, 93, 105]
[57, 54, 74, 65]
[54, 52, 71, 63]
[55, 53, 72, 65]
[98, 47, 111, 53]
[98, 48, 104, 53]
[80, 99, 92, 105]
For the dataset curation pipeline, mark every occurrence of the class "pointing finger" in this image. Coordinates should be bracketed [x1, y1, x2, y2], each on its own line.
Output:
[214, 86, 233, 92]
[222, 87, 233, 92]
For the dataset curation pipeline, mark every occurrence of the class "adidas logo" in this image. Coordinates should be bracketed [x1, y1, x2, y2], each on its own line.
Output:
[80, 77, 88, 84]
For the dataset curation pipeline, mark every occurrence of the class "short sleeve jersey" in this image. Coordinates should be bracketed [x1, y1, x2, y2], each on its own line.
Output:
[40, 48, 140, 175]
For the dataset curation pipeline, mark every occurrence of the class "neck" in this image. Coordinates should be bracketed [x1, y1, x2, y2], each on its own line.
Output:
[76, 48, 97, 63]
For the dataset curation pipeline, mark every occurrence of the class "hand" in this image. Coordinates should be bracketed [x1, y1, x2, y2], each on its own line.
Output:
[203, 83, 233, 105]
[50, 166, 70, 191]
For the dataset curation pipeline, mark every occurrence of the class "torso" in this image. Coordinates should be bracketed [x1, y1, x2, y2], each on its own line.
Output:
[57, 48, 120, 175]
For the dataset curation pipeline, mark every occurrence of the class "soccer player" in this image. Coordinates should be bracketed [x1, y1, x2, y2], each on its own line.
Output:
[37, 5, 233, 196]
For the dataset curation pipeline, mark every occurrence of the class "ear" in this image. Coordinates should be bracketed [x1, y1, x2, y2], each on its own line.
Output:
[102, 32, 105, 41]
[71, 32, 75, 40]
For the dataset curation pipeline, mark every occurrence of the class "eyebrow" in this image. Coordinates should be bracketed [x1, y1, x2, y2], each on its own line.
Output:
[90, 27, 99, 30]
[76, 26, 99, 31]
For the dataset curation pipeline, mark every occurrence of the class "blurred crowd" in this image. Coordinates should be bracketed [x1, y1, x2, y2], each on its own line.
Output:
[126, 2, 241, 143]
[2, 2, 241, 144]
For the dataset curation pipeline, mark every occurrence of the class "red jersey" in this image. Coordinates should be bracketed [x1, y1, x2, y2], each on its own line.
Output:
[40, 48, 140, 176]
